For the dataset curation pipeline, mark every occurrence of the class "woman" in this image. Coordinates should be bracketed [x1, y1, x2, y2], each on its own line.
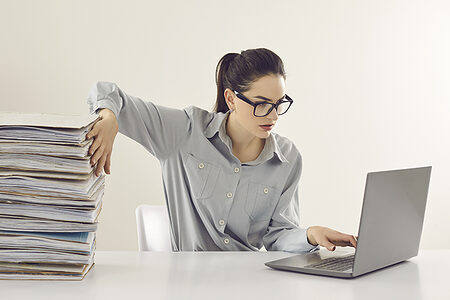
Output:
[86, 48, 357, 252]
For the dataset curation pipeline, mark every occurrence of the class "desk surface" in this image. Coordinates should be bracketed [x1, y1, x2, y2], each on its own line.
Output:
[1, 249, 449, 300]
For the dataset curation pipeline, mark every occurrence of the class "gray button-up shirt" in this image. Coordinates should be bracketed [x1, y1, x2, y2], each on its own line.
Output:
[87, 81, 320, 253]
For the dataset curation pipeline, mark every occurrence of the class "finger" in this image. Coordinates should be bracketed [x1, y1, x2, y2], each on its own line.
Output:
[86, 124, 99, 139]
[88, 136, 103, 157]
[334, 235, 357, 248]
[95, 154, 107, 176]
[321, 240, 336, 251]
[336, 234, 357, 248]
[104, 153, 111, 174]
[91, 146, 105, 166]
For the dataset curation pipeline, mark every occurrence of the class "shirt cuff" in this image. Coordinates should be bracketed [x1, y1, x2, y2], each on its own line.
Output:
[91, 99, 120, 120]
[272, 227, 321, 253]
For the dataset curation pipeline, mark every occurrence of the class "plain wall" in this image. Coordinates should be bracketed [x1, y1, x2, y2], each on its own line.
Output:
[1, 0, 449, 250]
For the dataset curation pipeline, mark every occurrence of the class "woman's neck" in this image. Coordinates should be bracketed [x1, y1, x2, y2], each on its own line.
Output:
[225, 112, 265, 162]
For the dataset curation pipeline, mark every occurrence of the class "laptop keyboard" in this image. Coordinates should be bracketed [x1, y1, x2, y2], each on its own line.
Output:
[304, 254, 355, 272]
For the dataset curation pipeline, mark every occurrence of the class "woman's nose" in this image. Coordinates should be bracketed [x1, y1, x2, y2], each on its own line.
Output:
[267, 107, 279, 120]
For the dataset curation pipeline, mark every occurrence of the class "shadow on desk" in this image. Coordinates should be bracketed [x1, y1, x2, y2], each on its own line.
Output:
[267, 259, 422, 299]
[351, 261, 422, 299]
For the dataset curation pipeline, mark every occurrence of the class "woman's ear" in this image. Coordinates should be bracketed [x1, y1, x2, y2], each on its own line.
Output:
[223, 88, 235, 111]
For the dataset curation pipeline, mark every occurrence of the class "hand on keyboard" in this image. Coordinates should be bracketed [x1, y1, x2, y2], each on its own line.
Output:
[307, 226, 358, 251]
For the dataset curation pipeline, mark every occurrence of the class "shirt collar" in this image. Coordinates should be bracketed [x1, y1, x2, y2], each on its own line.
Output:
[204, 110, 288, 164]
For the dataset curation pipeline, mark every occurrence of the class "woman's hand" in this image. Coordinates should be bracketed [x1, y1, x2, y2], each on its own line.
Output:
[307, 226, 358, 251]
[86, 108, 119, 176]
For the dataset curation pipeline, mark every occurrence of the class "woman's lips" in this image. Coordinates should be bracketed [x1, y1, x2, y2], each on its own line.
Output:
[259, 124, 273, 131]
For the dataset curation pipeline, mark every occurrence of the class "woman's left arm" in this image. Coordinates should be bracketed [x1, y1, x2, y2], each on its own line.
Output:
[262, 150, 357, 253]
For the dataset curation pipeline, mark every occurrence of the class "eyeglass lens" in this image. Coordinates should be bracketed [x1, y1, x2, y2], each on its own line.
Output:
[254, 101, 290, 116]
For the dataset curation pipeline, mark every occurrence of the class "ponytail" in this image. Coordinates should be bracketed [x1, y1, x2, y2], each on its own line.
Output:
[214, 53, 239, 113]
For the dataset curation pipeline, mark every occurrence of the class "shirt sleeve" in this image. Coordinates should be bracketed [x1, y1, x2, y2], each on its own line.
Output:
[263, 150, 320, 253]
[86, 81, 191, 161]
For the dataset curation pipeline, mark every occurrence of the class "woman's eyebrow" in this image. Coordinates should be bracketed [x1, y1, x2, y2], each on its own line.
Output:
[254, 95, 286, 102]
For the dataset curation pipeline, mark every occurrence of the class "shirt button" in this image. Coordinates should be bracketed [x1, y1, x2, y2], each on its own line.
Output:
[219, 219, 225, 226]
[226, 192, 233, 198]
[198, 163, 205, 169]
[224, 238, 230, 244]
[263, 188, 269, 194]
[234, 167, 240, 173]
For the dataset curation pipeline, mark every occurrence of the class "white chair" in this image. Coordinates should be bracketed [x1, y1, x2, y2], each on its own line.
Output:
[135, 204, 172, 252]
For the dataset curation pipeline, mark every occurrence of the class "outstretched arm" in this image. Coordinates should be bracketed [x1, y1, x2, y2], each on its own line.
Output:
[86, 81, 192, 176]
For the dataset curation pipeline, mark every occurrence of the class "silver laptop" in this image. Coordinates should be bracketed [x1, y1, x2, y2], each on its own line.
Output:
[265, 166, 432, 278]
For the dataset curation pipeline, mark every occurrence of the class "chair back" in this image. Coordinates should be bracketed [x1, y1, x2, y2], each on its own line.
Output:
[135, 204, 172, 251]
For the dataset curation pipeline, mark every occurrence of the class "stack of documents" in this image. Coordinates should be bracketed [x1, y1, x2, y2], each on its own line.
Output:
[0, 112, 102, 280]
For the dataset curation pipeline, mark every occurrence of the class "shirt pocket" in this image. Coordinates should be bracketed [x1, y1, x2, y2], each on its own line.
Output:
[245, 181, 281, 222]
[184, 152, 220, 199]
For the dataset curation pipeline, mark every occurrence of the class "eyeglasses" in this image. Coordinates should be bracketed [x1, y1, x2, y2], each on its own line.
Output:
[233, 90, 293, 117]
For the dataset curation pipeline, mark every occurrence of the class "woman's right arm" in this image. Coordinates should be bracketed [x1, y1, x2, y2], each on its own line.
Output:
[86, 81, 192, 176]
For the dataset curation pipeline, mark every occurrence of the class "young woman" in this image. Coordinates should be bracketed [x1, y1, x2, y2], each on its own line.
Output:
[86, 48, 357, 252]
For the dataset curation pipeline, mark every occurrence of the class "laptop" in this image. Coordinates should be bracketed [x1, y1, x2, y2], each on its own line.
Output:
[265, 166, 432, 278]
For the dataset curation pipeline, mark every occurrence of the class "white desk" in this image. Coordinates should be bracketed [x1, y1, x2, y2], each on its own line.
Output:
[1, 249, 448, 300]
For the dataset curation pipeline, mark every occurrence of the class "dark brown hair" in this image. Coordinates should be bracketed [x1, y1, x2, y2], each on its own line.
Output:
[213, 48, 286, 113]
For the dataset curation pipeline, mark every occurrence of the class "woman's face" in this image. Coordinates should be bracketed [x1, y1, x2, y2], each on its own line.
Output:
[226, 73, 286, 139]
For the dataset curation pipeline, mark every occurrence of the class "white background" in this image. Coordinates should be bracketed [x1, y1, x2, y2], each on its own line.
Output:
[1, 0, 449, 250]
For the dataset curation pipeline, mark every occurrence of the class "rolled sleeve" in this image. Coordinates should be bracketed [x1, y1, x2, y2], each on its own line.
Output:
[86, 81, 191, 161]
[263, 150, 320, 253]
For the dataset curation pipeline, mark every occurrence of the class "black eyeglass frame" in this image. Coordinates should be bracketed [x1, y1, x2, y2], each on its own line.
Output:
[233, 90, 293, 117]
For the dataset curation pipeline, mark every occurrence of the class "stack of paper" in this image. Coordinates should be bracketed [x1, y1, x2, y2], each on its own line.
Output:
[0, 231, 95, 280]
[0, 112, 103, 280]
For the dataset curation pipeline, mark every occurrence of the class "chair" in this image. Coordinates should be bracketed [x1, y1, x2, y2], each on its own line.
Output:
[135, 204, 172, 251]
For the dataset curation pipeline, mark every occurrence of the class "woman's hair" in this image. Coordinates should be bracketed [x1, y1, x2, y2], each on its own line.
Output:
[214, 48, 286, 113]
